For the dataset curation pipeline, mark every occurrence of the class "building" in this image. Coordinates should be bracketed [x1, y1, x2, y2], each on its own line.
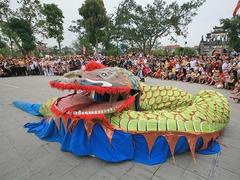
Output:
[199, 26, 229, 56]
[160, 45, 180, 54]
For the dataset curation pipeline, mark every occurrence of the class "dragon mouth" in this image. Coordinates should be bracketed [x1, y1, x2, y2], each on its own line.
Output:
[51, 90, 136, 118]
[49, 79, 131, 95]
[49, 64, 141, 119]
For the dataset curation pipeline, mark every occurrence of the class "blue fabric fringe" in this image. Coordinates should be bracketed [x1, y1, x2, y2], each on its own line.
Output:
[24, 118, 221, 165]
[13, 101, 42, 116]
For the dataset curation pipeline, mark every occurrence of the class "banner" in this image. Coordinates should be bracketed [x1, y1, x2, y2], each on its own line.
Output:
[233, 0, 240, 16]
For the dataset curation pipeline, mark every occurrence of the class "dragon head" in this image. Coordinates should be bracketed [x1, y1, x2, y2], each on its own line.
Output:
[50, 61, 141, 124]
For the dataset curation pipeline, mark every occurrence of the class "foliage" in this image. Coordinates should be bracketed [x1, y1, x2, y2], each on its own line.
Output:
[17, 0, 47, 38]
[101, 17, 117, 53]
[0, 0, 13, 22]
[105, 44, 119, 56]
[221, 16, 240, 52]
[48, 46, 59, 55]
[114, 0, 205, 54]
[152, 49, 169, 57]
[70, 0, 108, 49]
[174, 47, 197, 56]
[41, 3, 64, 53]
[0, 47, 11, 57]
[72, 36, 94, 55]
[1, 0, 44, 56]
[7, 17, 36, 55]
[0, 36, 7, 49]
[62, 46, 74, 55]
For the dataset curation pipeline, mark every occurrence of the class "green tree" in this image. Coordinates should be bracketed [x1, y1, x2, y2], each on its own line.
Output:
[62, 46, 74, 55]
[0, 0, 16, 55]
[71, 0, 108, 49]
[6, 17, 36, 55]
[0, 0, 12, 22]
[17, 0, 47, 38]
[1, 0, 45, 56]
[221, 16, 240, 52]
[0, 21, 19, 55]
[48, 45, 59, 55]
[105, 44, 119, 56]
[152, 49, 169, 57]
[72, 35, 94, 55]
[0, 36, 7, 49]
[41, 3, 64, 53]
[174, 47, 197, 56]
[115, 0, 205, 54]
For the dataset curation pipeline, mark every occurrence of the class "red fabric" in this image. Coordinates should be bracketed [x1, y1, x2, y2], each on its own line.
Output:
[51, 102, 113, 130]
[116, 96, 135, 112]
[49, 81, 131, 95]
[220, 73, 225, 84]
[233, 0, 240, 16]
[85, 60, 106, 71]
[169, 59, 176, 68]
[211, 62, 218, 69]
[143, 66, 151, 76]
[155, 69, 162, 78]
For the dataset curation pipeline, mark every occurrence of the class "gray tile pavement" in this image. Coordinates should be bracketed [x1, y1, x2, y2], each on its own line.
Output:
[0, 76, 239, 180]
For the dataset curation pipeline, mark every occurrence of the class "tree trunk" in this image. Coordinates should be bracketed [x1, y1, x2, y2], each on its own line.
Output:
[57, 40, 62, 54]
[13, 38, 25, 56]
[148, 48, 152, 55]
[9, 37, 13, 56]
[95, 39, 98, 53]
[143, 42, 146, 55]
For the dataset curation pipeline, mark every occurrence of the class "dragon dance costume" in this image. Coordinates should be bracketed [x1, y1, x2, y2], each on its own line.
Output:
[13, 61, 230, 165]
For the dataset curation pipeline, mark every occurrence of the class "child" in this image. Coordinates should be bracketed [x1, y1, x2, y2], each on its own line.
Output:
[137, 66, 145, 82]
[162, 69, 168, 80]
[206, 71, 213, 85]
[230, 79, 240, 103]
[226, 72, 236, 90]
[154, 68, 162, 79]
[209, 69, 219, 85]
[190, 69, 200, 83]
[185, 70, 192, 82]
[171, 67, 176, 80]
[199, 70, 207, 84]
[177, 68, 185, 81]
[213, 69, 223, 88]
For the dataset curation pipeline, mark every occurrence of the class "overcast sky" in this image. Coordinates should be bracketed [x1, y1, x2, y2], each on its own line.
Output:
[10, 0, 237, 47]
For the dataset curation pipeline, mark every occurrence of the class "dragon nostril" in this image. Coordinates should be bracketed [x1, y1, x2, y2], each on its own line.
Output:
[78, 75, 82, 78]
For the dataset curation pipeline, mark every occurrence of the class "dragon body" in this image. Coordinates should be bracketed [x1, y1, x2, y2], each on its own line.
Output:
[14, 61, 230, 165]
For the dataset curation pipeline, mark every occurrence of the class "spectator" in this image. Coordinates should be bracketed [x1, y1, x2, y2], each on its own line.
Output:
[226, 72, 236, 90]
[0, 54, 239, 103]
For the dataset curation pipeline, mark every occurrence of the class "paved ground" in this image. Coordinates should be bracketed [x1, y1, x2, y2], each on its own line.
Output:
[0, 76, 239, 180]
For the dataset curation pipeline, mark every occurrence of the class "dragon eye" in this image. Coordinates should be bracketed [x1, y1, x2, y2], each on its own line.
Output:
[101, 73, 107, 77]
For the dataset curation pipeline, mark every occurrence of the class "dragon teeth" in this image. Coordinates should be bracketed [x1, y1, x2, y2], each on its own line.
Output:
[71, 109, 117, 116]
[73, 111, 77, 115]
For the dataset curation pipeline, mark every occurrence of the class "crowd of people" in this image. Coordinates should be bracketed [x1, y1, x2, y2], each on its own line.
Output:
[114, 54, 240, 102]
[0, 56, 82, 77]
[0, 53, 240, 102]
